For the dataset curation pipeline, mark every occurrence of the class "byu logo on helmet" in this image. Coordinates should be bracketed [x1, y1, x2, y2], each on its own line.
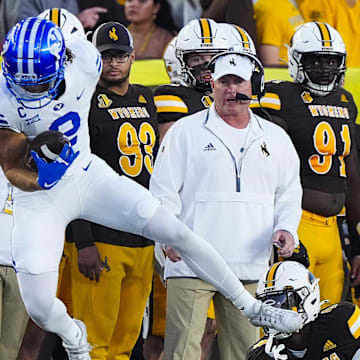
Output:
[48, 27, 64, 60]
[2, 17, 66, 109]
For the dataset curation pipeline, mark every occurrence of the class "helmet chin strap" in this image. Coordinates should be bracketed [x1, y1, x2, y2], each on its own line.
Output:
[302, 73, 337, 97]
[190, 63, 212, 92]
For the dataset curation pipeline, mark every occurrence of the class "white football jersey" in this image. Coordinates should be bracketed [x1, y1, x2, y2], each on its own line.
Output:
[0, 38, 102, 172]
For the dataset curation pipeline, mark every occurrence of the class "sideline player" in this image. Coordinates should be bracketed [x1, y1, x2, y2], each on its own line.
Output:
[154, 18, 229, 142]
[248, 261, 360, 360]
[252, 22, 360, 304]
[0, 17, 302, 359]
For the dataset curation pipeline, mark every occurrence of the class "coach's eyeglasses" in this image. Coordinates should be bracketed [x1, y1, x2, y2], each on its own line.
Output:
[102, 52, 131, 63]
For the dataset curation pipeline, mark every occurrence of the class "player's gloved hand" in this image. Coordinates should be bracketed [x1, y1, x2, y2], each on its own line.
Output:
[265, 335, 288, 360]
[31, 144, 79, 189]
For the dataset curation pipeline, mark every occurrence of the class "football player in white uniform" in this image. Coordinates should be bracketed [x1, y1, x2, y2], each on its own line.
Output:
[0, 17, 302, 360]
[16, 9, 88, 360]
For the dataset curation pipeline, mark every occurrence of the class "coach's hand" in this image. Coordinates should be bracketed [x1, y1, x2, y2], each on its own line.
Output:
[31, 144, 79, 189]
[272, 230, 295, 258]
[78, 245, 103, 282]
[165, 247, 182, 262]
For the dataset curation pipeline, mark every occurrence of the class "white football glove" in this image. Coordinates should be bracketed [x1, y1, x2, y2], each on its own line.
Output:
[265, 335, 288, 360]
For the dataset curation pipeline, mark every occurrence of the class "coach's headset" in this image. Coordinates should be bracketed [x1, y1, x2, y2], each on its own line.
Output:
[207, 51, 265, 99]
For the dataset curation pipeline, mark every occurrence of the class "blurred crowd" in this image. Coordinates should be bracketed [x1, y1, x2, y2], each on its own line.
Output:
[1, 0, 359, 66]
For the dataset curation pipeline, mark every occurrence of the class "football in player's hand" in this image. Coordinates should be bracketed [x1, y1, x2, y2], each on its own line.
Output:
[26, 130, 70, 171]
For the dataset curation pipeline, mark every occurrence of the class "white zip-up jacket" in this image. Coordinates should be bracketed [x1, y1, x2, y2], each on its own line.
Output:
[150, 105, 302, 280]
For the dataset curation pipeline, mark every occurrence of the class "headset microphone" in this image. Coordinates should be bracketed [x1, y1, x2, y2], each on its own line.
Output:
[235, 93, 252, 101]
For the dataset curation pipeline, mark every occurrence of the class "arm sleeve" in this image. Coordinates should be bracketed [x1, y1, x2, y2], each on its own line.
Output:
[345, 124, 360, 225]
[347, 220, 360, 257]
[66, 219, 95, 250]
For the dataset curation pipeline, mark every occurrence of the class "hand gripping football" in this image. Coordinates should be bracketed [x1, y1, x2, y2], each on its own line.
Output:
[26, 130, 70, 171]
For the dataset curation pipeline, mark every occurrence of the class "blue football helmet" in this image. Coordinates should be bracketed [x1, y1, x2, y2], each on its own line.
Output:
[1, 17, 66, 109]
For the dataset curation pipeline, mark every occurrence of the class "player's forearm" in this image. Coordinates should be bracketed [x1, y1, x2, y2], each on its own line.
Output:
[345, 179, 360, 226]
[5, 167, 42, 191]
[69, 220, 96, 250]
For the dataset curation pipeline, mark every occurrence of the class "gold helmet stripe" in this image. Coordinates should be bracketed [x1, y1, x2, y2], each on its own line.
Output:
[199, 18, 212, 44]
[316, 22, 332, 48]
[234, 25, 250, 49]
[50, 8, 61, 27]
[265, 262, 282, 288]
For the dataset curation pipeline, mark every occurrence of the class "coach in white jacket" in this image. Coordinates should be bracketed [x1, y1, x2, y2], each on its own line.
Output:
[150, 52, 303, 360]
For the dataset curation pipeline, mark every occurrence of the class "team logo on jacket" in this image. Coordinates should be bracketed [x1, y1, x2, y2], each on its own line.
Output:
[138, 94, 147, 104]
[301, 91, 313, 104]
[261, 142, 270, 157]
[48, 27, 64, 58]
[97, 94, 113, 108]
[201, 95, 212, 108]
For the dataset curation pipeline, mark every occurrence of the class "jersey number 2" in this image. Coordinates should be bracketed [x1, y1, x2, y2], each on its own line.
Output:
[309, 121, 350, 177]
